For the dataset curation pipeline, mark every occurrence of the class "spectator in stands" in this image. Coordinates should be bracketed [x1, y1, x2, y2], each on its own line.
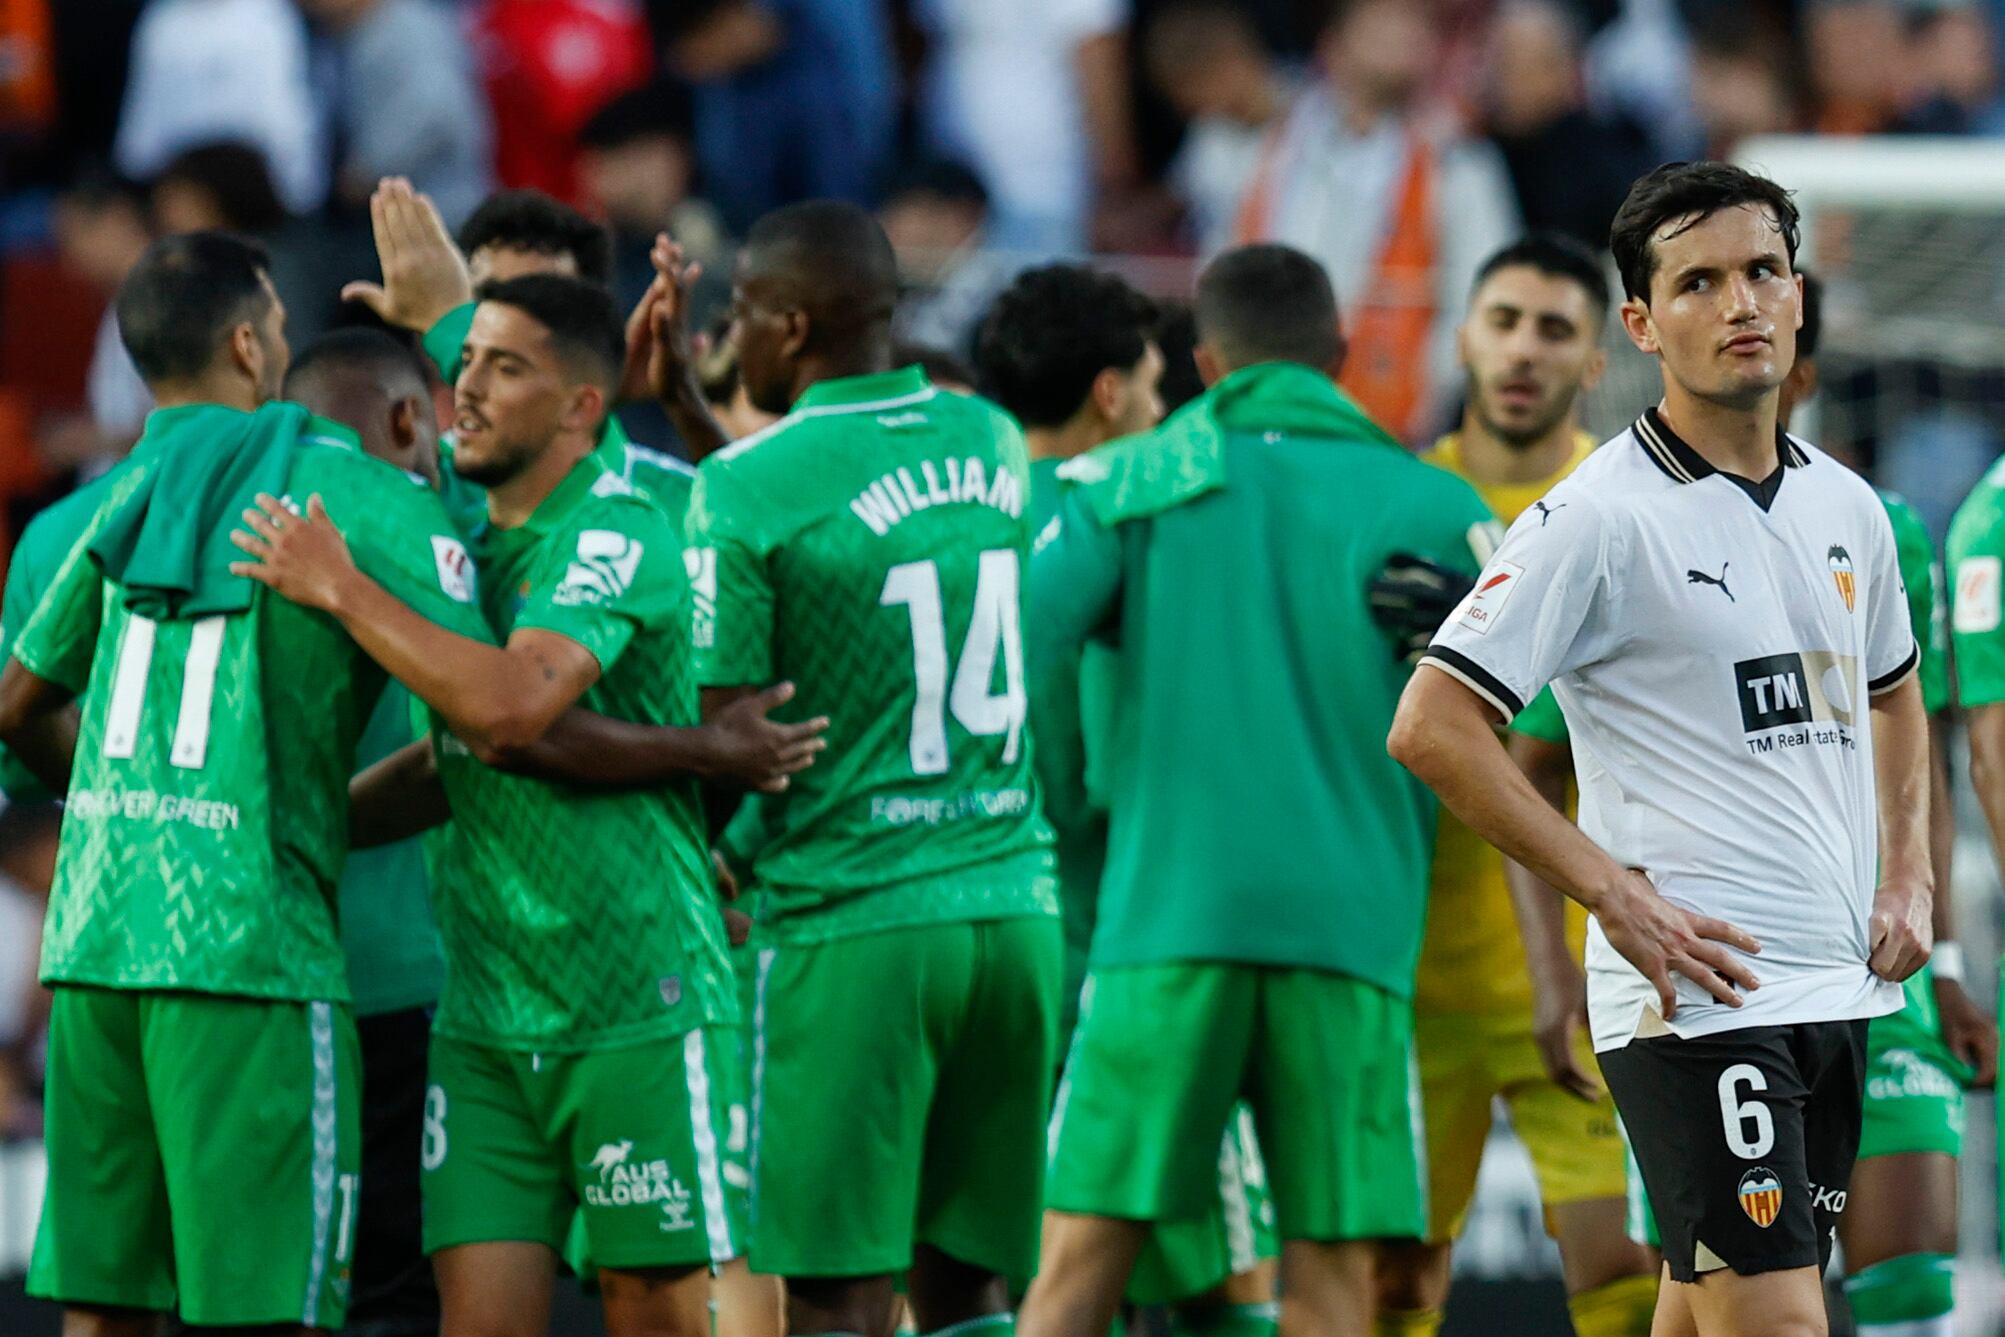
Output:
[1581, 0, 1702, 158]
[299, 0, 493, 229]
[881, 158, 1018, 359]
[1686, 9, 1801, 159]
[1235, 0, 1519, 442]
[916, 0, 1140, 254]
[660, 0, 897, 234]
[1144, 1, 1297, 257]
[576, 80, 729, 315]
[112, 0, 324, 212]
[467, 0, 652, 206]
[148, 140, 289, 236]
[0, 804, 62, 1141]
[1898, 3, 2005, 134]
[1479, 0, 1654, 249]
[43, 170, 153, 477]
[1807, 0, 1908, 134]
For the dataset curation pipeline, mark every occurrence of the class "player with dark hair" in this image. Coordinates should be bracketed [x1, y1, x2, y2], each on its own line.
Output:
[687, 199, 1060, 1337]
[231, 271, 827, 1337]
[0, 230, 491, 1337]
[1379, 233, 1656, 1337]
[1393, 161, 1931, 1337]
[1020, 242, 1494, 1337]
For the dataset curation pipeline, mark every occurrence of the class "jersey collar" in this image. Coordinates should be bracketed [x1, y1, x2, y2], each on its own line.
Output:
[792, 365, 932, 412]
[499, 452, 611, 539]
[1632, 406, 1807, 512]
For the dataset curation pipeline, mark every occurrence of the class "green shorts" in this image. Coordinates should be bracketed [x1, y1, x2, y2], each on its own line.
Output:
[29, 985, 362, 1327]
[423, 1027, 747, 1270]
[1048, 963, 1424, 1243]
[1862, 969, 1965, 1161]
[749, 916, 1062, 1279]
[1126, 1102, 1279, 1305]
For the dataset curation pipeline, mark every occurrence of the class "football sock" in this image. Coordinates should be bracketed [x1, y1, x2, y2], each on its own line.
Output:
[1373, 1309, 1443, 1337]
[1568, 1272, 1659, 1337]
[1844, 1252, 1954, 1336]
[1167, 1301, 1279, 1337]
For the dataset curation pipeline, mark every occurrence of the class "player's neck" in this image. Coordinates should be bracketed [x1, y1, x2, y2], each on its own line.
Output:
[1657, 385, 1781, 480]
[1026, 416, 1110, 462]
[1455, 416, 1578, 487]
[789, 345, 895, 406]
[486, 435, 592, 529]
[151, 375, 260, 416]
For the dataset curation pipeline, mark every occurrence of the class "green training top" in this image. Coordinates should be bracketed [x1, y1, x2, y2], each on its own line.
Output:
[15, 405, 489, 1001]
[429, 453, 732, 1050]
[687, 366, 1055, 945]
[1030, 362, 1495, 993]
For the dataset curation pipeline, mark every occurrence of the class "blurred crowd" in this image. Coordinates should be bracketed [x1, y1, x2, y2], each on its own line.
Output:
[1, 0, 2003, 516]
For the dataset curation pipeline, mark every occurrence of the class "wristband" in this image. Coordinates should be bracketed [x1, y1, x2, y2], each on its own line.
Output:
[1932, 941, 1965, 984]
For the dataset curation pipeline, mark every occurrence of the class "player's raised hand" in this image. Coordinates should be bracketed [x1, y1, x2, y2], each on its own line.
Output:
[642, 233, 708, 403]
[698, 681, 830, 792]
[341, 178, 473, 334]
[230, 494, 360, 612]
[1595, 868, 1760, 1018]
[1868, 879, 1933, 982]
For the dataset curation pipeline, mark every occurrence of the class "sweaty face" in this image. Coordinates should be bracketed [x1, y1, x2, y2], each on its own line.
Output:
[451, 303, 572, 486]
[1628, 205, 1801, 410]
[727, 266, 801, 417]
[1109, 342, 1168, 438]
[468, 246, 580, 288]
[1459, 266, 1601, 447]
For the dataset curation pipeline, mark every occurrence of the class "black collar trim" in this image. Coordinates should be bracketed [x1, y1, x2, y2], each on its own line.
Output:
[1632, 408, 1805, 511]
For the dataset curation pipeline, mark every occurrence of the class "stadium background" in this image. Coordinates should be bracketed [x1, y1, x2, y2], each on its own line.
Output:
[3, 0, 2005, 1332]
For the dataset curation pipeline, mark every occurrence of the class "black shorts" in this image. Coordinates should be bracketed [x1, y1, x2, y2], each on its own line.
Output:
[1600, 1018, 1869, 1283]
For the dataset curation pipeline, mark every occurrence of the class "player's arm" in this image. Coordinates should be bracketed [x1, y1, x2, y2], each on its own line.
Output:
[350, 736, 450, 848]
[628, 235, 728, 461]
[0, 661, 79, 796]
[232, 495, 823, 787]
[341, 179, 475, 338]
[1867, 675, 1933, 981]
[492, 682, 825, 790]
[1502, 720, 1600, 1101]
[0, 522, 107, 792]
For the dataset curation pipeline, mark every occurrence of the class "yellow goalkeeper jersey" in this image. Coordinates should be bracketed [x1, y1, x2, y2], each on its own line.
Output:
[1416, 431, 1595, 1017]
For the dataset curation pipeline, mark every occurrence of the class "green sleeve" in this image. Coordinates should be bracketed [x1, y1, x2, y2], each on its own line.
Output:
[687, 464, 775, 687]
[1029, 484, 1125, 662]
[1950, 491, 2005, 708]
[717, 793, 780, 876]
[331, 463, 494, 644]
[1509, 686, 1570, 743]
[421, 303, 477, 385]
[514, 501, 678, 674]
[12, 524, 103, 694]
[0, 518, 72, 800]
[1880, 494, 1950, 715]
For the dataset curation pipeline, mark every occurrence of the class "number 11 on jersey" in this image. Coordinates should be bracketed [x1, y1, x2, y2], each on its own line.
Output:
[880, 550, 1026, 776]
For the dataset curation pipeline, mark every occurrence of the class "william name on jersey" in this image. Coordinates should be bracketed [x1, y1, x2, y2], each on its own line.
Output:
[848, 457, 1026, 536]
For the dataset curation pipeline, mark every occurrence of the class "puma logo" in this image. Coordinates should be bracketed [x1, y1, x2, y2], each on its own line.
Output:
[1688, 563, 1735, 603]
[1532, 500, 1566, 526]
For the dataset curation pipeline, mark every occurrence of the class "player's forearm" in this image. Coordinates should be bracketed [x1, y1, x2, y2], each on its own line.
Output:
[350, 737, 449, 848]
[0, 660, 77, 794]
[475, 708, 721, 785]
[1928, 715, 1956, 940]
[660, 377, 730, 463]
[1389, 669, 1630, 914]
[326, 573, 568, 754]
[1871, 678, 1934, 895]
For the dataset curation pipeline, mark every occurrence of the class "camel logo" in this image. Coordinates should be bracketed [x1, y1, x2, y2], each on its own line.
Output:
[1738, 1168, 1783, 1228]
[1829, 545, 1856, 612]
[1687, 562, 1735, 603]
[587, 1140, 634, 1180]
[555, 530, 644, 606]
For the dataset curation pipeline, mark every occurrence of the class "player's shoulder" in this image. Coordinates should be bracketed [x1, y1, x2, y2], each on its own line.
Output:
[1949, 454, 2005, 552]
[625, 442, 698, 483]
[559, 469, 683, 548]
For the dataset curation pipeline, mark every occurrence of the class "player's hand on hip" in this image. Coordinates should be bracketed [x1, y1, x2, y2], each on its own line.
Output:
[1596, 868, 1760, 1018]
[230, 494, 359, 612]
[700, 681, 831, 792]
[1531, 958, 1603, 1102]
[1933, 975, 1999, 1087]
[1868, 880, 1933, 982]
[341, 177, 473, 333]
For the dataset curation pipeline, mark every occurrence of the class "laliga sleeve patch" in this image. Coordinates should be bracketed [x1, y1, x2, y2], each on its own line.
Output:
[431, 535, 475, 603]
[1955, 556, 2001, 633]
[1453, 560, 1524, 636]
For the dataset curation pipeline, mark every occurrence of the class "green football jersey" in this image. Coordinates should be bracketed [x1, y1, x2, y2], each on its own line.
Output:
[14, 407, 489, 1002]
[1950, 457, 2005, 706]
[338, 682, 444, 1016]
[429, 454, 732, 1051]
[1030, 363, 1495, 993]
[687, 365, 1055, 945]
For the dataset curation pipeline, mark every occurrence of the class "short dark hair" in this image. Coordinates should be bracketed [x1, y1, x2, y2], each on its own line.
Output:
[1797, 269, 1822, 361]
[1608, 161, 1800, 303]
[115, 231, 274, 385]
[155, 141, 289, 234]
[1473, 232, 1610, 318]
[579, 79, 696, 150]
[474, 275, 625, 388]
[283, 327, 432, 403]
[743, 199, 900, 335]
[1194, 244, 1340, 371]
[882, 158, 990, 213]
[58, 163, 149, 217]
[458, 190, 613, 286]
[973, 265, 1159, 427]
